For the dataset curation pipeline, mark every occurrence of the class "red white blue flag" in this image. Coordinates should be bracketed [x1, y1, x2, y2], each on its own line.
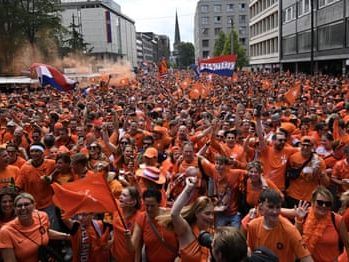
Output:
[199, 55, 237, 77]
[31, 63, 77, 92]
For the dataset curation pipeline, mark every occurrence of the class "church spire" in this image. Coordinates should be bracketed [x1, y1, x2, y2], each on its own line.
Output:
[174, 10, 181, 45]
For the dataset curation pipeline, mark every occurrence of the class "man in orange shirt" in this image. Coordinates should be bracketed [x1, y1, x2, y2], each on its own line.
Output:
[0, 148, 20, 189]
[247, 189, 313, 262]
[256, 114, 298, 191]
[286, 136, 328, 207]
[16, 143, 58, 230]
[332, 145, 349, 196]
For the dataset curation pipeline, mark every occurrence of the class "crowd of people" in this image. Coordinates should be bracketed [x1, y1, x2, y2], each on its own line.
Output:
[0, 68, 348, 262]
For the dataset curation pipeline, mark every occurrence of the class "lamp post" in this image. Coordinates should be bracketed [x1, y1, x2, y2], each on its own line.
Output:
[310, 0, 314, 75]
[230, 18, 234, 54]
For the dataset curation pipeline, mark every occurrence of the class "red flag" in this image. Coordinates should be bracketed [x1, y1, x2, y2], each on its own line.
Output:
[51, 173, 117, 218]
[284, 83, 301, 105]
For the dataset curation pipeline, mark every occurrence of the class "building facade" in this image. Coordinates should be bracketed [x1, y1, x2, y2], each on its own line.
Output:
[136, 32, 170, 64]
[194, 0, 249, 61]
[280, 0, 349, 75]
[249, 0, 279, 71]
[60, 0, 137, 67]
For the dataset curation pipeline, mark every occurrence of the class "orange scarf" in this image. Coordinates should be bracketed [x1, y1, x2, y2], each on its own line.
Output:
[303, 207, 331, 252]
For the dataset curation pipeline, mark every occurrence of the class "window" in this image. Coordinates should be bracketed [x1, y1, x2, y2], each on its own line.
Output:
[214, 4, 221, 12]
[214, 16, 221, 24]
[239, 15, 247, 24]
[319, 0, 340, 8]
[240, 3, 246, 10]
[283, 6, 296, 23]
[282, 35, 297, 55]
[298, 0, 310, 17]
[201, 5, 209, 12]
[227, 4, 234, 11]
[318, 22, 344, 50]
[239, 38, 246, 45]
[202, 51, 209, 58]
[239, 26, 247, 35]
[227, 16, 235, 26]
[214, 28, 222, 35]
[298, 30, 311, 53]
[202, 17, 209, 25]
[202, 40, 209, 47]
[202, 28, 209, 36]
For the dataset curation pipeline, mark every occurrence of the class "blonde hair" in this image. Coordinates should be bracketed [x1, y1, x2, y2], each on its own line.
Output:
[157, 196, 213, 230]
[14, 192, 35, 206]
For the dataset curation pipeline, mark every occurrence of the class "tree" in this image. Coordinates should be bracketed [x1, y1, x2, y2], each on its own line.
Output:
[0, 0, 63, 73]
[213, 31, 226, 57]
[60, 14, 92, 56]
[222, 29, 249, 68]
[177, 42, 195, 69]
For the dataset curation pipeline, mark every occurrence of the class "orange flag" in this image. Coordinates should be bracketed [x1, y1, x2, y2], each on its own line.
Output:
[284, 83, 301, 105]
[51, 173, 118, 218]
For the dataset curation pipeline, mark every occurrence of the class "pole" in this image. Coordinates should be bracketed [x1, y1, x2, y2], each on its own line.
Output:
[230, 18, 234, 54]
[310, 0, 314, 75]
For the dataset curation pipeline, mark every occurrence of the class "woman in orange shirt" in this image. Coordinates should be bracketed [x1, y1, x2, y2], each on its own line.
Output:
[241, 161, 282, 210]
[0, 193, 69, 262]
[159, 167, 214, 262]
[111, 186, 141, 262]
[295, 186, 349, 262]
[132, 188, 178, 262]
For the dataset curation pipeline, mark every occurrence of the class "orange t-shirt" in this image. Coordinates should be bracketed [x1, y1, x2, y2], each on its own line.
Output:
[0, 211, 49, 262]
[332, 159, 349, 193]
[245, 178, 281, 207]
[136, 212, 178, 262]
[54, 172, 74, 185]
[10, 156, 26, 169]
[0, 165, 20, 189]
[286, 152, 326, 201]
[210, 138, 247, 168]
[201, 159, 245, 215]
[259, 145, 299, 191]
[179, 226, 209, 262]
[16, 159, 56, 209]
[247, 216, 310, 262]
[111, 209, 140, 262]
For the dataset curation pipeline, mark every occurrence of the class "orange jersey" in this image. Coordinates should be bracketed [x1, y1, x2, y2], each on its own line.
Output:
[111, 209, 141, 262]
[16, 159, 56, 209]
[286, 152, 326, 201]
[259, 145, 298, 191]
[135, 212, 178, 262]
[247, 216, 310, 262]
[0, 211, 49, 262]
[0, 165, 20, 189]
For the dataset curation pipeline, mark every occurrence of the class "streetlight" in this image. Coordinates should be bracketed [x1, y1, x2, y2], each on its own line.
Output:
[310, 0, 314, 75]
[230, 18, 234, 54]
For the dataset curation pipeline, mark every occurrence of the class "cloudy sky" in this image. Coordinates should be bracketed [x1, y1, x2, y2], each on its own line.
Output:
[117, 0, 198, 50]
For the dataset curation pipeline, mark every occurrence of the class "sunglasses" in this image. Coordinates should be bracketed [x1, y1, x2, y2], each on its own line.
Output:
[316, 199, 332, 208]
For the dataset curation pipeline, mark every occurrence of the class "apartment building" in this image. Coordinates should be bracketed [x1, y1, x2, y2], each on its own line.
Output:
[280, 0, 349, 75]
[194, 0, 249, 61]
[249, 0, 279, 71]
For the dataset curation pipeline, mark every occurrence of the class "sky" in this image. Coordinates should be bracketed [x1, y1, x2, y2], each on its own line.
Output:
[117, 0, 198, 49]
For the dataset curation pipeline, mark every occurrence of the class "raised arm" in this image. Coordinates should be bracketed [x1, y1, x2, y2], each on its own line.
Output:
[171, 170, 198, 239]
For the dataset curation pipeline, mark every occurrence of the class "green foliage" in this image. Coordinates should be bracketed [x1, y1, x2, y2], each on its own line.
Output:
[213, 31, 226, 57]
[177, 42, 195, 69]
[0, 0, 63, 73]
[213, 28, 249, 69]
[60, 15, 92, 56]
